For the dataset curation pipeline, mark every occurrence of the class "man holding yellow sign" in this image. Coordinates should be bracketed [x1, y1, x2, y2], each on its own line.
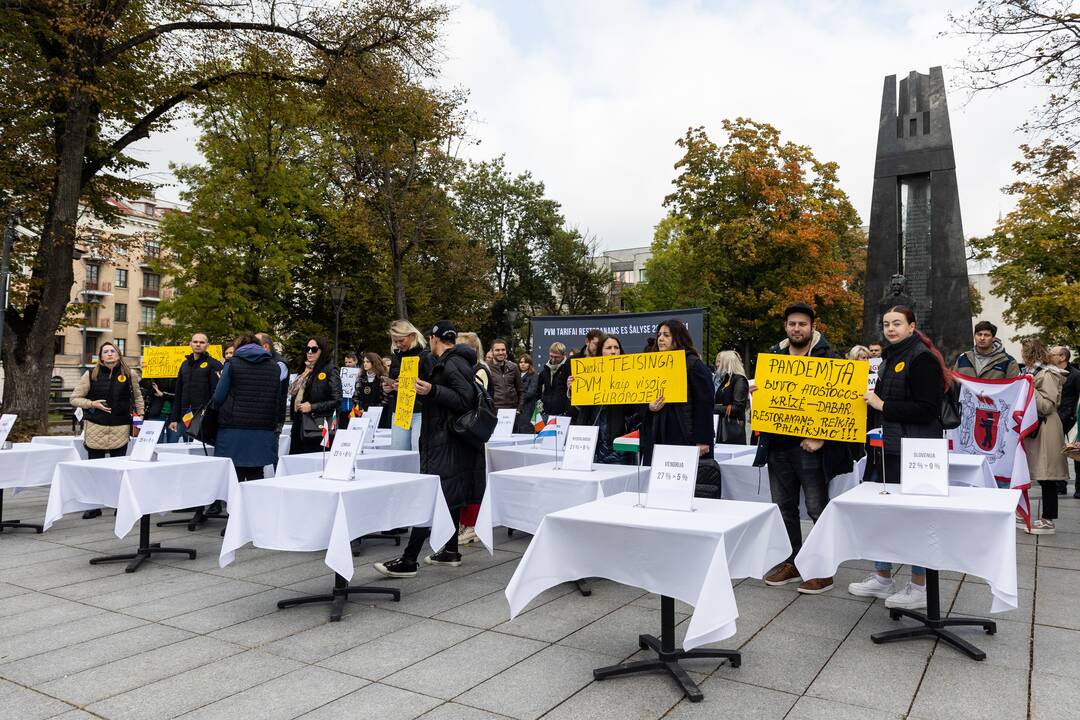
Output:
[750, 303, 861, 596]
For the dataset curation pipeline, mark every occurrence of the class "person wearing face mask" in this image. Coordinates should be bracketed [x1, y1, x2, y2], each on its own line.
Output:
[754, 303, 853, 595]
[288, 336, 342, 455]
[528, 342, 571, 419]
[381, 320, 435, 448]
[640, 320, 715, 466]
[70, 341, 145, 518]
[847, 306, 949, 609]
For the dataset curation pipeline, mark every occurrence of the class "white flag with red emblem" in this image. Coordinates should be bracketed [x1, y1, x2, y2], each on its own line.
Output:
[946, 372, 1038, 524]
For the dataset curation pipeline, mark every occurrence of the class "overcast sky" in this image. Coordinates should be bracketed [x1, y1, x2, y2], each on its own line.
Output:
[132, 0, 1048, 251]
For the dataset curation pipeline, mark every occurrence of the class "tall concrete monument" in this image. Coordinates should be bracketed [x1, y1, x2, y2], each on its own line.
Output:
[864, 67, 971, 363]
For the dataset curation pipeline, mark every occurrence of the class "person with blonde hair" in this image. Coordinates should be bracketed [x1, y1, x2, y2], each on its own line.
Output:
[714, 350, 749, 444]
[70, 341, 145, 518]
[1021, 337, 1069, 534]
[381, 319, 434, 447]
[847, 345, 871, 361]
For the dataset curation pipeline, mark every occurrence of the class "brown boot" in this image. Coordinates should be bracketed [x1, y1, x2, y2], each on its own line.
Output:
[764, 562, 801, 586]
[797, 577, 834, 595]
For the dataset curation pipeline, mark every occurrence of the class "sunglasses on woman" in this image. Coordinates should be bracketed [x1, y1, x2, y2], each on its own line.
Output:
[305, 346, 320, 353]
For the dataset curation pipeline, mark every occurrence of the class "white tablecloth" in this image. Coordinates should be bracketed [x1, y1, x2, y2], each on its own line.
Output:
[30, 435, 88, 461]
[486, 433, 540, 448]
[486, 444, 570, 472]
[129, 439, 215, 456]
[795, 483, 1020, 613]
[44, 455, 237, 538]
[220, 470, 455, 580]
[0, 443, 80, 492]
[718, 454, 864, 516]
[937, 453, 996, 488]
[713, 443, 757, 461]
[276, 449, 420, 476]
[476, 461, 650, 552]
[506, 493, 791, 649]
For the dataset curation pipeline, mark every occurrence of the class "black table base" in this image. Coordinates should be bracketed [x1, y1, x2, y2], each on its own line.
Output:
[351, 533, 403, 555]
[0, 488, 43, 533]
[89, 515, 197, 573]
[574, 579, 592, 596]
[278, 572, 401, 622]
[872, 569, 995, 661]
[157, 505, 228, 531]
[593, 595, 739, 702]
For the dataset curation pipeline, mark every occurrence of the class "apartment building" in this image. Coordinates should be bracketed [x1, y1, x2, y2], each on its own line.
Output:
[52, 197, 179, 386]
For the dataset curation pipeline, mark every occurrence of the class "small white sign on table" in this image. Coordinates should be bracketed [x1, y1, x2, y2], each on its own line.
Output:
[646, 444, 699, 512]
[0, 414, 17, 447]
[560, 425, 598, 471]
[363, 407, 384, 442]
[900, 438, 949, 496]
[347, 415, 375, 452]
[493, 409, 516, 439]
[129, 420, 165, 461]
[538, 416, 571, 450]
[324, 427, 364, 480]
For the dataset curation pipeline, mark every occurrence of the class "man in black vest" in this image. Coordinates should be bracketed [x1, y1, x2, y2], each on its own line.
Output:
[169, 332, 223, 440]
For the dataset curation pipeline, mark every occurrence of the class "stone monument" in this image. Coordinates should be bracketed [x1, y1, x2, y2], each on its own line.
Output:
[863, 67, 971, 364]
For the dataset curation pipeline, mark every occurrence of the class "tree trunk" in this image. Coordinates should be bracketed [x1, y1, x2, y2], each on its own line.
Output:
[392, 250, 408, 320]
[2, 92, 89, 432]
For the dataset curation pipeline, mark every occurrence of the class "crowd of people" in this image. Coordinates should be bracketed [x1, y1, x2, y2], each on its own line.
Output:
[69, 306, 1079, 604]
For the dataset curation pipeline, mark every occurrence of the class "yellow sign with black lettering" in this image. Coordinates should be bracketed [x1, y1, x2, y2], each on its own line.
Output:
[749, 353, 867, 443]
[570, 350, 687, 406]
[394, 356, 420, 429]
[140, 345, 224, 379]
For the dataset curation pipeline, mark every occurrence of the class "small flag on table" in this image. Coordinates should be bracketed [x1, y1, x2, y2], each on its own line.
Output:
[531, 405, 544, 433]
[613, 430, 640, 453]
[536, 417, 558, 439]
[350, 404, 361, 419]
[867, 427, 883, 448]
[182, 408, 194, 428]
[321, 418, 333, 448]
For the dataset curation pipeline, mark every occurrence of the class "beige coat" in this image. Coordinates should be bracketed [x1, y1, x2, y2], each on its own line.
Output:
[70, 368, 145, 451]
[1026, 366, 1069, 482]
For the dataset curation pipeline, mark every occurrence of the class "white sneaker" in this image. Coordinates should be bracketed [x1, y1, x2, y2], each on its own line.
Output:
[885, 583, 927, 610]
[457, 526, 478, 545]
[847, 574, 895, 599]
[1025, 519, 1056, 535]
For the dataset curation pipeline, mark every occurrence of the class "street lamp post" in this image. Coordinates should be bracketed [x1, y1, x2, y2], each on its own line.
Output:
[329, 284, 350, 367]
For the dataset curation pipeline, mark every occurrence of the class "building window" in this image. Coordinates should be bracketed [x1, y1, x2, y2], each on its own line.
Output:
[140, 304, 156, 325]
[85, 264, 99, 285]
[143, 272, 160, 291]
[144, 240, 160, 259]
[638, 268, 647, 283]
[54, 335, 65, 355]
[140, 336, 155, 350]
[115, 338, 126, 356]
[115, 268, 128, 288]
[114, 303, 127, 322]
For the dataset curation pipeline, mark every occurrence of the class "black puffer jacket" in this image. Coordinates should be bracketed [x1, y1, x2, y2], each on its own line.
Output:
[170, 353, 222, 421]
[294, 363, 342, 421]
[876, 334, 944, 456]
[530, 360, 571, 417]
[419, 344, 483, 510]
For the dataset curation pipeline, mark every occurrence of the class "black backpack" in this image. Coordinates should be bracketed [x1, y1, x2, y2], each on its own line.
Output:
[451, 366, 498, 449]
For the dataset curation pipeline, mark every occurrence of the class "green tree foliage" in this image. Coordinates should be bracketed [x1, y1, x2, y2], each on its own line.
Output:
[0, 0, 446, 428]
[969, 141, 1080, 346]
[624, 119, 865, 363]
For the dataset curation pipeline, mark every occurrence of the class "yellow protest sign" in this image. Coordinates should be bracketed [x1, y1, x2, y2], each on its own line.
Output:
[750, 353, 868, 443]
[394, 356, 420, 429]
[140, 345, 224, 378]
[570, 350, 687, 406]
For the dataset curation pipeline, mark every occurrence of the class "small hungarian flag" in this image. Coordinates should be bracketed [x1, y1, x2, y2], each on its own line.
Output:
[867, 427, 883, 448]
[613, 430, 640, 453]
[182, 408, 194, 428]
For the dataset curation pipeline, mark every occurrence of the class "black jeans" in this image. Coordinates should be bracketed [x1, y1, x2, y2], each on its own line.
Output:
[85, 442, 129, 460]
[768, 444, 828, 563]
[403, 507, 461, 563]
[1039, 481, 1059, 520]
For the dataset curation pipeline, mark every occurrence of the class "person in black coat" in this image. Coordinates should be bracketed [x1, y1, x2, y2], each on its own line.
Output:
[375, 321, 481, 577]
[514, 354, 540, 433]
[528, 342, 571, 418]
[640, 320, 715, 465]
[168, 332, 223, 439]
[569, 334, 636, 464]
[356, 351, 387, 414]
[381, 320, 436, 447]
[288, 336, 342, 454]
[713, 350, 749, 445]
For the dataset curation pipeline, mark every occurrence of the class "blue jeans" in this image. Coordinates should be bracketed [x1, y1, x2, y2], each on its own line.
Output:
[159, 416, 179, 443]
[875, 561, 926, 575]
[767, 444, 829, 563]
[390, 414, 421, 450]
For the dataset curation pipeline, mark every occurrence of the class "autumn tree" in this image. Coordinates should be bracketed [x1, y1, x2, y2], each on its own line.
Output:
[969, 140, 1080, 345]
[624, 119, 865, 365]
[0, 0, 446, 429]
[950, 1, 1080, 143]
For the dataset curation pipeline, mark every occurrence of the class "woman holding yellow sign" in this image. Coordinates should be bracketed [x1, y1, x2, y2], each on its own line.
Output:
[641, 320, 715, 466]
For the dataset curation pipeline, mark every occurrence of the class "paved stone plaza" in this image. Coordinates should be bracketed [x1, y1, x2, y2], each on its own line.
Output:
[1, 484, 1077, 720]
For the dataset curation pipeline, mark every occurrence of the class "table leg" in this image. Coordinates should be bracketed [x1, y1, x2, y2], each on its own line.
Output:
[593, 595, 739, 702]
[156, 505, 228, 531]
[351, 532, 403, 556]
[277, 572, 402, 622]
[871, 569, 995, 661]
[89, 515, 198, 573]
[0, 488, 43, 534]
[574, 578, 592, 597]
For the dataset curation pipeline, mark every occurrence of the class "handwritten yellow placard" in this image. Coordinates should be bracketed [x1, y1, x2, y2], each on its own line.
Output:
[140, 345, 223, 379]
[570, 350, 687, 406]
[750, 353, 868, 442]
[394, 356, 420, 429]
